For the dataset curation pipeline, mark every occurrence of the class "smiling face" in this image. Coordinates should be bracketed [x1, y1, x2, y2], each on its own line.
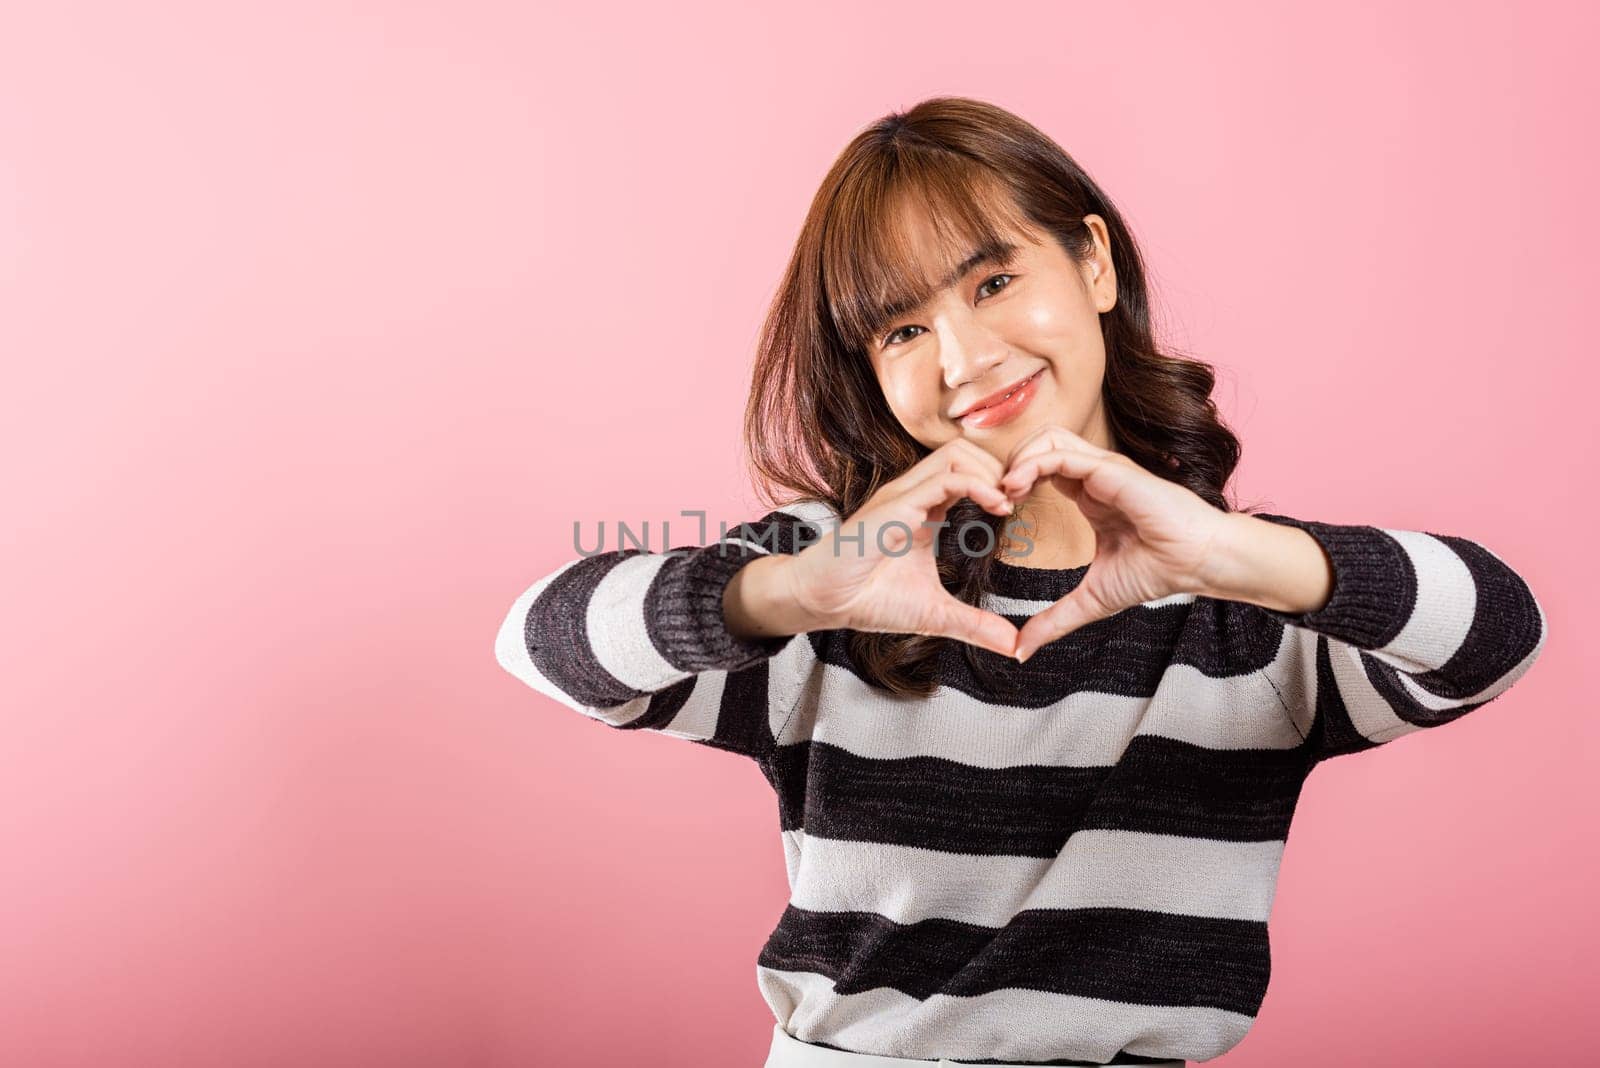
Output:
[863, 207, 1120, 463]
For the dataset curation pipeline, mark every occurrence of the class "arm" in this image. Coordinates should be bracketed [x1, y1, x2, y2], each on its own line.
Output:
[1205, 511, 1549, 762]
[493, 501, 835, 763]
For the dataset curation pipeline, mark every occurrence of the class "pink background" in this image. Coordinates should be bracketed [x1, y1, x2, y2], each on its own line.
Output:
[2, 2, 1594, 1065]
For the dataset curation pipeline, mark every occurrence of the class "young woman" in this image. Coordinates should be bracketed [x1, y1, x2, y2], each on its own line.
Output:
[495, 97, 1548, 1067]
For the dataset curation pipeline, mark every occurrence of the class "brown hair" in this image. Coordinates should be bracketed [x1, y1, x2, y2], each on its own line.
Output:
[742, 95, 1251, 698]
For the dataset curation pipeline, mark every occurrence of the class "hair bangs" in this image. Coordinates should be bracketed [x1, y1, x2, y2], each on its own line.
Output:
[822, 161, 1041, 356]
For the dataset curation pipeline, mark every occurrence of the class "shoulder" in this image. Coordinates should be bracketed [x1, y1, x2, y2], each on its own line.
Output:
[756, 497, 841, 554]
[768, 497, 841, 528]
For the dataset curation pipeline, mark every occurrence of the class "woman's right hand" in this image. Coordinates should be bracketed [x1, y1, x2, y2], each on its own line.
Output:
[773, 440, 1022, 658]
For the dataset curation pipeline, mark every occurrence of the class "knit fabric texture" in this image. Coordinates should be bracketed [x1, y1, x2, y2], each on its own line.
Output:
[494, 499, 1548, 1065]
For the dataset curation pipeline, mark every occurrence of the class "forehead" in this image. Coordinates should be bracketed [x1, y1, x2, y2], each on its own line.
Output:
[824, 176, 1052, 353]
[898, 218, 1038, 291]
[890, 198, 1040, 274]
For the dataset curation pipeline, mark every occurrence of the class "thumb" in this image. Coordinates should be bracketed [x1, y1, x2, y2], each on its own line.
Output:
[1015, 591, 1108, 662]
[933, 597, 1020, 659]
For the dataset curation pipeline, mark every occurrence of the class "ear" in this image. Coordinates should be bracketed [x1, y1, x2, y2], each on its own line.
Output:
[1081, 214, 1117, 313]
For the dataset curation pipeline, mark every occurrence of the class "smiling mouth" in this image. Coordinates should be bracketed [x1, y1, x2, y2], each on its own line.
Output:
[972, 378, 1031, 412]
[959, 369, 1044, 416]
[957, 368, 1045, 430]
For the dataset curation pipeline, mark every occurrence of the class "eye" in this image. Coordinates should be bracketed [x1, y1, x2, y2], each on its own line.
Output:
[882, 324, 924, 348]
[878, 274, 1019, 350]
[977, 272, 1015, 298]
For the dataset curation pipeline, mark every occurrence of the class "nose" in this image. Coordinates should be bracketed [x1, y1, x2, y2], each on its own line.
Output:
[940, 316, 1008, 392]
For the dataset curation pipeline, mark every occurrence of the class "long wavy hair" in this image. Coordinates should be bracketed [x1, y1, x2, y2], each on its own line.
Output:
[742, 96, 1253, 698]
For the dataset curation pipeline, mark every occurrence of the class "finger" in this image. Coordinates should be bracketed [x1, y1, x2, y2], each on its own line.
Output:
[1011, 425, 1113, 476]
[932, 598, 1020, 659]
[1003, 439, 1080, 500]
[944, 447, 1008, 506]
[1002, 450, 1081, 498]
[901, 467, 1013, 518]
[1003, 448, 1126, 501]
[1000, 423, 1060, 471]
[874, 465, 991, 523]
[892, 440, 1006, 500]
[1002, 440, 1086, 497]
[949, 437, 1007, 484]
[1037, 425, 1109, 456]
[1005, 433, 1100, 480]
[1003, 424, 1106, 471]
[1014, 589, 1109, 661]
[861, 470, 1010, 556]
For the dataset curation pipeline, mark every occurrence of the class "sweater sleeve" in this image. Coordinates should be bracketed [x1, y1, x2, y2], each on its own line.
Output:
[493, 501, 833, 763]
[1242, 512, 1549, 764]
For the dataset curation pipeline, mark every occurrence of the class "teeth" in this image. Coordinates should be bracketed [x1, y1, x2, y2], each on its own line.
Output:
[964, 376, 1033, 418]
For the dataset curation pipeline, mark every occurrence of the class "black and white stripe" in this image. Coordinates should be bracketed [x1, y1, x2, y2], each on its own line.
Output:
[495, 500, 1547, 1064]
[1240, 513, 1548, 760]
[494, 506, 825, 762]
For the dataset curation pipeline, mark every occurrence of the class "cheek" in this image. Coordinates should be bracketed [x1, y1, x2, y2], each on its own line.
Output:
[1019, 290, 1089, 336]
[1021, 299, 1062, 333]
[883, 374, 921, 418]
[1015, 293, 1102, 364]
[880, 368, 940, 426]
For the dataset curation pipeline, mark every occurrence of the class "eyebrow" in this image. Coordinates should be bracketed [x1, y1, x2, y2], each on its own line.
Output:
[939, 239, 1020, 290]
[869, 238, 1022, 342]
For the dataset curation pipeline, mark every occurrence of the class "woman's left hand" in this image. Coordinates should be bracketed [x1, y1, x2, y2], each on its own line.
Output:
[998, 425, 1231, 662]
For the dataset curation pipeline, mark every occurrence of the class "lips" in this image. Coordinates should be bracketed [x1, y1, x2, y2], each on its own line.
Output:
[955, 369, 1044, 419]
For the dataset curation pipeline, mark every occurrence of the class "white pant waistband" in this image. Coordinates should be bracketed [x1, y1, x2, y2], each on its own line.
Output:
[763, 1022, 1186, 1068]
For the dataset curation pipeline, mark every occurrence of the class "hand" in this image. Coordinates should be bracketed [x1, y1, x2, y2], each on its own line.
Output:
[779, 439, 1022, 658]
[998, 425, 1230, 661]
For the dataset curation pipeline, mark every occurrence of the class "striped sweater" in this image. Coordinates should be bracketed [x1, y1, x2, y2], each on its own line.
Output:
[494, 499, 1548, 1065]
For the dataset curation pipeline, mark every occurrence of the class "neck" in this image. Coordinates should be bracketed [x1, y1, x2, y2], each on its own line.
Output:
[1001, 481, 1096, 568]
